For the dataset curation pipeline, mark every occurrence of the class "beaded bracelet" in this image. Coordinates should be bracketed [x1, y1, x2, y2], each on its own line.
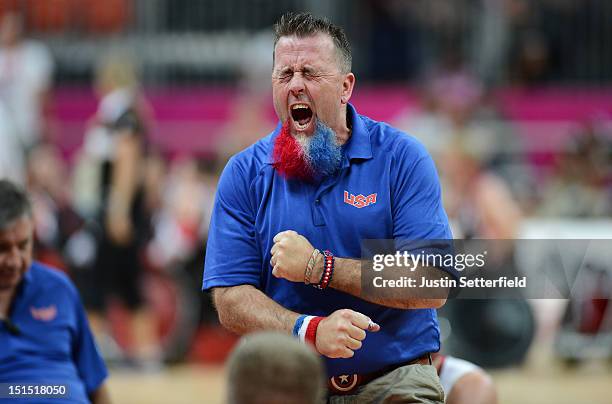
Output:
[314, 250, 334, 290]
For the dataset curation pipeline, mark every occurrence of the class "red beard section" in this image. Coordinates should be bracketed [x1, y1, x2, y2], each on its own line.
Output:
[272, 122, 314, 181]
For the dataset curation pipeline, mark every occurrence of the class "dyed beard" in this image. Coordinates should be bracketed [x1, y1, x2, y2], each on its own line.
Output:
[273, 120, 343, 181]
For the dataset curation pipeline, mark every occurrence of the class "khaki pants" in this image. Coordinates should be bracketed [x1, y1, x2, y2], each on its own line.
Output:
[328, 364, 445, 404]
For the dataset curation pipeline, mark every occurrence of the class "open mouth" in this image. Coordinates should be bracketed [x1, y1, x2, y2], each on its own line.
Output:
[290, 104, 314, 132]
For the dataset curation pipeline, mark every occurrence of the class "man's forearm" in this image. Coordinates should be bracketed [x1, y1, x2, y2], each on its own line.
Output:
[269, 231, 448, 310]
[327, 258, 448, 310]
[213, 285, 300, 335]
[213, 285, 382, 360]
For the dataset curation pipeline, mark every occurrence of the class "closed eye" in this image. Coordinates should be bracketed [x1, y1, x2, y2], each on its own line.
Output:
[275, 69, 293, 81]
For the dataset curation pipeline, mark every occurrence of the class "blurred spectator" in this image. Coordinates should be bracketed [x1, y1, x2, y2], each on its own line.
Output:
[216, 30, 276, 164]
[0, 11, 53, 150]
[226, 332, 326, 404]
[438, 139, 522, 239]
[538, 120, 612, 217]
[393, 86, 454, 157]
[71, 52, 161, 368]
[395, 59, 473, 152]
[27, 143, 97, 275]
[394, 58, 516, 165]
[145, 157, 217, 329]
[432, 354, 498, 404]
[0, 100, 26, 184]
[147, 158, 213, 271]
[394, 55, 534, 208]
[0, 179, 112, 404]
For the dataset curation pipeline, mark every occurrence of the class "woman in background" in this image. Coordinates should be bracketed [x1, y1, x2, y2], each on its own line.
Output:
[72, 53, 162, 369]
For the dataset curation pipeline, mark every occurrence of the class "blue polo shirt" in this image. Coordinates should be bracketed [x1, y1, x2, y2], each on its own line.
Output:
[204, 104, 453, 377]
[0, 262, 108, 403]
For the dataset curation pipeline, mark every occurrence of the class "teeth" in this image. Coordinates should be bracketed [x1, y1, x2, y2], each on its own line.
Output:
[290, 104, 313, 132]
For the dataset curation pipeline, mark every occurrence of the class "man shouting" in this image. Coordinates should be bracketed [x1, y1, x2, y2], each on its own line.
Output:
[204, 12, 455, 403]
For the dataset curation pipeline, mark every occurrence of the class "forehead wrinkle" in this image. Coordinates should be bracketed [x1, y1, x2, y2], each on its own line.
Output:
[274, 34, 340, 74]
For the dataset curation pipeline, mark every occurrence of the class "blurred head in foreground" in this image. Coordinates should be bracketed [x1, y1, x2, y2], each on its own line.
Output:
[226, 332, 325, 404]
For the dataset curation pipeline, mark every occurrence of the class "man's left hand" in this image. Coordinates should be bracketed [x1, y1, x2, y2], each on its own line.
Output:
[270, 230, 314, 283]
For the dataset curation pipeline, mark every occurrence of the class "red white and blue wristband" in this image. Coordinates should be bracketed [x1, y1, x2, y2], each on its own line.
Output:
[292, 315, 324, 345]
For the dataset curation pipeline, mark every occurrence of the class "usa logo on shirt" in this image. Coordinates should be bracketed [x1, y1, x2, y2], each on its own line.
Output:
[344, 190, 377, 208]
[30, 305, 57, 322]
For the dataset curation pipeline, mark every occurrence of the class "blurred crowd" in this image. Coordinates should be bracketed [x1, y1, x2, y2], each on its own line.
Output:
[1, 0, 611, 85]
[0, 11, 220, 367]
[1, 3, 611, 366]
[393, 60, 612, 235]
[357, 0, 612, 85]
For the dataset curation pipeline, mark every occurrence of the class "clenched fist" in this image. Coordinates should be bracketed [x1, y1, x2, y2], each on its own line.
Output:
[270, 230, 316, 283]
[315, 309, 380, 358]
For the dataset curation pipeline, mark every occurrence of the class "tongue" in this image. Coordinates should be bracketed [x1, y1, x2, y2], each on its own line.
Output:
[297, 117, 310, 126]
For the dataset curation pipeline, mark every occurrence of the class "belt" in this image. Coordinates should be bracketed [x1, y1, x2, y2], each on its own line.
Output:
[328, 353, 433, 396]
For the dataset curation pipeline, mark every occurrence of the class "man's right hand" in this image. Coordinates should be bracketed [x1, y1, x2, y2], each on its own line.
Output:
[315, 309, 380, 358]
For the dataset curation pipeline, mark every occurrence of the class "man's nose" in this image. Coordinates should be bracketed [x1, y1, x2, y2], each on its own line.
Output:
[288, 73, 306, 96]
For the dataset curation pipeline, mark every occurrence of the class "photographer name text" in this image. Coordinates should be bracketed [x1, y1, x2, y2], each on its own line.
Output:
[372, 276, 527, 289]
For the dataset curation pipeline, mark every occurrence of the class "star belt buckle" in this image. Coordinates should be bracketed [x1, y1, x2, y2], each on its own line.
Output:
[330, 374, 359, 393]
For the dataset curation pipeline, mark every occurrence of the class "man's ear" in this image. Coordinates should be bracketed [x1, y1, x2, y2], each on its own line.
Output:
[341, 73, 355, 104]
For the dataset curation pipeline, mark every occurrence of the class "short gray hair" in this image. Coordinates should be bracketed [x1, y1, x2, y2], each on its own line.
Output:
[226, 332, 326, 404]
[273, 12, 352, 73]
[0, 179, 31, 230]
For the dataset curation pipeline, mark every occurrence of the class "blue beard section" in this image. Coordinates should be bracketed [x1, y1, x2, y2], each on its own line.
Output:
[304, 120, 344, 178]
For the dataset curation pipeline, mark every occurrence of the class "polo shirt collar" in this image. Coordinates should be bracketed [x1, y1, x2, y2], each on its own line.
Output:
[266, 103, 372, 164]
[344, 103, 373, 162]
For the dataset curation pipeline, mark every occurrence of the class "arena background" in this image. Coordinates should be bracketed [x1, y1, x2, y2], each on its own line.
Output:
[1, 0, 611, 403]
